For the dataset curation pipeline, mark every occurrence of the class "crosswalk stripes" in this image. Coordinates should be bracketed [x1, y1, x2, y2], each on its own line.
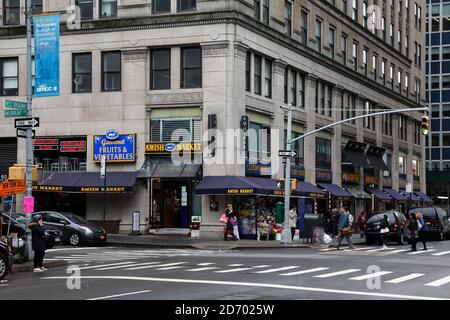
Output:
[215, 267, 255, 273]
[386, 249, 410, 254]
[78, 261, 134, 270]
[431, 250, 450, 256]
[253, 266, 299, 274]
[187, 267, 218, 272]
[95, 261, 161, 271]
[313, 269, 362, 278]
[407, 249, 437, 255]
[385, 273, 425, 284]
[425, 275, 450, 287]
[352, 247, 376, 251]
[124, 262, 188, 271]
[350, 271, 393, 280]
[155, 266, 184, 271]
[280, 267, 329, 276]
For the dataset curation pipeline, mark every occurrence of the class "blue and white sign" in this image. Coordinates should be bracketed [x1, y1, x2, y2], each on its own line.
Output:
[34, 15, 60, 97]
[93, 133, 135, 162]
[106, 129, 119, 140]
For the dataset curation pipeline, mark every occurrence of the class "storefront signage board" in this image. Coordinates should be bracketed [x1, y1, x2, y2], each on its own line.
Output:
[32, 185, 132, 193]
[145, 142, 203, 155]
[227, 188, 254, 194]
[93, 134, 136, 162]
[0, 179, 26, 198]
[364, 176, 379, 185]
[342, 172, 360, 184]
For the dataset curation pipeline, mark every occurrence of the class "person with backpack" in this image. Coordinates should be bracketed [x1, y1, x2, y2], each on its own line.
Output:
[408, 213, 419, 252]
[336, 207, 354, 250]
[379, 214, 390, 250]
[416, 212, 428, 251]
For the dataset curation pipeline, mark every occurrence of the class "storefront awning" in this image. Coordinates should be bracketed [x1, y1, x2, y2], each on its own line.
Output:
[342, 150, 371, 169]
[195, 176, 269, 195]
[343, 184, 371, 199]
[318, 183, 353, 200]
[33, 172, 137, 193]
[137, 159, 200, 178]
[366, 187, 393, 201]
[384, 188, 408, 201]
[367, 155, 389, 171]
[400, 191, 421, 201]
[295, 182, 327, 198]
[414, 191, 434, 203]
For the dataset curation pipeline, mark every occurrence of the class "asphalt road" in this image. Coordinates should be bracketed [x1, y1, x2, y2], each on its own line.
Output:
[1, 239, 450, 301]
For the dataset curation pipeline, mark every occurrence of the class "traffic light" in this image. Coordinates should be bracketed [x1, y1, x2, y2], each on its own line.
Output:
[421, 115, 429, 135]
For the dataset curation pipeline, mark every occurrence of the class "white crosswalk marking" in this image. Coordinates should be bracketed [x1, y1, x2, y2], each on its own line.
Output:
[228, 264, 243, 267]
[78, 262, 134, 270]
[431, 250, 450, 256]
[155, 266, 183, 271]
[186, 267, 218, 272]
[319, 248, 336, 252]
[353, 247, 376, 251]
[425, 276, 450, 287]
[314, 269, 361, 278]
[280, 267, 329, 276]
[407, 249, 437, 255]
[385, 273, 425, 284]
[386, 249, 410, 254]
[124, 262, 187, 271]
[253, 265, 272, 268]
[366, 248, 394, 253]
[215, 267, 254, 273]
[197, 263, 215, 266]
[254, 266, 299, 274]
[350, 271, 393, 280]
[94, 262, 161, 271]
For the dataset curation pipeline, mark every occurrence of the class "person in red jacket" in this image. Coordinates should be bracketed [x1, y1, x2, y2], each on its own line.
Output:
[357, 211, 367, 238]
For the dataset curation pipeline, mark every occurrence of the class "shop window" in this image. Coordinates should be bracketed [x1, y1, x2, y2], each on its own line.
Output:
[153, 0, 171, 14]
[181, 47, 202, 89]
[72, 53, 92, 93]
[151, 48, 171, 90]
[100, 0, 117, 18]
[177, 0, 196, 12]
[3, 0, 20, 25]
[102, 51, 121, 92]
[0, 57, 18, 96]
[76, 0, 93, 20]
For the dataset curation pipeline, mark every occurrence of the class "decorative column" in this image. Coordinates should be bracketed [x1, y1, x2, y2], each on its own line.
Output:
[392, 114, 400, 190]
[406, 119, 414, 190]
[375, 104, 384, 190]
[304, 74, 318, 183]
[332, 86, 344, 186]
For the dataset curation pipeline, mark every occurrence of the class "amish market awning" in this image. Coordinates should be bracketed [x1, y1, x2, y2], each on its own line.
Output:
[399, 191, 421, 202]
[32, 172, 137, 193]
[414, 191, 434, 203]
[343, 184, 371, 199]
[295, 182, 327, 198]
[137, 158, 201, 178]
[318, 183, 353, 200]
[366, 187, 393, 201]
[384, 188, 408, 201]
[195, 176, 270, 195]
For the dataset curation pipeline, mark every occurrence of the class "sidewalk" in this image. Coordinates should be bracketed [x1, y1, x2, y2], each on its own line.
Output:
[107, 233, 367, 250]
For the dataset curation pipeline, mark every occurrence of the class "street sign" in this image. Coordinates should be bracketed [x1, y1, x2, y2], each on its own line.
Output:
[278, 150, 297, 157]
[0, 179, 26, 198]
[16, 128, 35, 139]
[14, 117, 39, 128]
[5, 109, 28, 118]
[5, 100, 27, 110]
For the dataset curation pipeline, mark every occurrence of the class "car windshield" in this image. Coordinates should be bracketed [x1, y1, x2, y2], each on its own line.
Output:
[367, 212, 396, 224]
[64, 214, 88, 225]
[409, 208, 437, 219]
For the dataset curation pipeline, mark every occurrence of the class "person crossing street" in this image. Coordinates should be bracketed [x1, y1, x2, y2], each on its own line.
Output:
[336, 207, 354, 250]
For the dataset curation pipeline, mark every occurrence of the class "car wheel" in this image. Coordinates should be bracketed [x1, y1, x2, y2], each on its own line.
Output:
[397, 233, 405, 245]
[0, 254, 8, 281]
[69, 233, 81, 246]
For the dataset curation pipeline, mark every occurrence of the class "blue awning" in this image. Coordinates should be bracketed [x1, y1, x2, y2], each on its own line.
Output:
[194, 176, 270, 195]
[366, 188, 393, 201]
[399, 190, 421, 201]
[414, 191, 434, 203]
[384, 188, 409, 201]
[318, 183, 353, 199]
[295, 182, 327, 198]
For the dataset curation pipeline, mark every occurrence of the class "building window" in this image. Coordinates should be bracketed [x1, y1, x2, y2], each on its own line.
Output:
[72, 53, 92, 93]
[418, 44, 422, 68]
[3, 0, 20, 25]
[443, 75, 450, 89]
[316, 137, 332, 169]
[151, 118, 201, 142]
[414, 41, 418, 65]
[253, 55, 262, 95]
[390, 23, 394, 46]
[352, 0, 358, 21]
[431, 105, 440, 118]
[398, 29, 402, 51]
[430, 76, 440, 89]
[151, 48, 171, 90]
[248, 122, 271, 162]
[315, 81, 332, 117]
[263, 0, 270, 25]
[329, 28, 335, 60]
[382, 17, 386, 40]
[362, 48, 368, 76]
[99, 0, 117, 18]
[443, 104, 450, 117]
[381, 59, 386, 85]
[102, 51, 121, 91]
[444, 4, 450, 31]
[31, 0, 43, 15]
[342, 92, 356, 124]
[264, 59, 272, 98]
[364, 100, 376, 130]
[444, 47, 450, 60]
[397, 69, 402, 93]
[405, 74, 409, 95]
[315, 19, 322, 52]
[341, 34, 347, 65]
[431, 133, 440, 146]
[298, 74, 305, 108]
[300, 10, 308, 45]
[153, 0, 171, 14]
[76, 0, 93, 20]
[289, 69, 297, 106]
[245, 51, 251, 92]
[430, 47, 440, 61]
[0, 58, 18, 96]
[352, 42, 358, 71]
[383, 112, 393, 136]
[342, 0, 348, 13]
[399, 115, 407, 140]
[412, 159, 419, 176]
[177, 0, 196, 12]
[284, 1, 292, 36]
[383, 153, 392, 177]
[415, 3, 421, 29]
[444, 134, 450, 146]
[181, 47, 202, 89]
[254, 0, 261, 20]
[414, 121, 421, 145]
[372, 54, 378, 81]
[390, 64, 394, 90]
[399, 156, 406, 174]
[363, 1, 368, 28]
[415, 79, 420, 102]
[405, 35, 409, 57]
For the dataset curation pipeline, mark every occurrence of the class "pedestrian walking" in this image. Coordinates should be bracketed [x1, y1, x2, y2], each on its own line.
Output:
[330, 208, 339, 238]
[289, 206, 298, 242]
[416, 213, 428, 251]
[336, 207, 354, 250]
[407, 213, 419, 251]
[379, 214, 390, 250]
[223, 204, 238, 241]
[28, 215, 48, 273]
[357, 211, 367, 238]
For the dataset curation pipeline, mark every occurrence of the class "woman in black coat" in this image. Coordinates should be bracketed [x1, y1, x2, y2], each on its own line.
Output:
[28, 215, 47, 272]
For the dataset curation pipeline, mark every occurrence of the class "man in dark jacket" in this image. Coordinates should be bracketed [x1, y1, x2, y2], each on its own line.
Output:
[28, 215, 47, 272]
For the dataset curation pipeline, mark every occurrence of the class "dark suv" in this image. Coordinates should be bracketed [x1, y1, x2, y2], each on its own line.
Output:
[364, 211, 409, 245]
[0, 239, 14, 281]
[408, 207, 450, 241]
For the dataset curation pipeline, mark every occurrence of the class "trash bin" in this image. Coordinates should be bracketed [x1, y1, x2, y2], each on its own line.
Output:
[303, 214, 326, 242]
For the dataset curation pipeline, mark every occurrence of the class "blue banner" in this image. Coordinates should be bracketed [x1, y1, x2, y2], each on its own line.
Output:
[93, 134, 136, 162]
[34, 15, 60, 97]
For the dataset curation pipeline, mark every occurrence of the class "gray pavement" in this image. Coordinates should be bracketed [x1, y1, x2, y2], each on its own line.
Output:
[1, 238, 449, 301]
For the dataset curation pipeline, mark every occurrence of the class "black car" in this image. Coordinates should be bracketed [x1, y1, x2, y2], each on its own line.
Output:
[35, 211, 107, 246]
[408, 207, 450, 241]
[364, 211, 409, 245]
[0, 239, 14, 281]
[1, 213, 61, 249]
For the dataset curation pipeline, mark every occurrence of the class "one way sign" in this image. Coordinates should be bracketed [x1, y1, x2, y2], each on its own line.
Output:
[14, 117, 39, 128]
[16, 128, 35, 139]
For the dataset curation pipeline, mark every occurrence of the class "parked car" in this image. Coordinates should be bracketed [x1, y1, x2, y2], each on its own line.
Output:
[1, 213, 61, 249]
[0, 239, 14, 281]
[364, 211, 410, 245]
[408, 207, 450, 241]
[34, 211, 107, 246]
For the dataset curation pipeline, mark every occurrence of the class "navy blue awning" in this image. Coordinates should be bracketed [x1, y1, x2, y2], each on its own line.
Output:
[195, 176, 269, 195]
[384, 188, 408, 201]
[295, 182, 327, 198]
[414, 191, 434, 203]
[366, 188, 393, 201]
[318, 183, 353, 199]
[400, 190, 421, 201]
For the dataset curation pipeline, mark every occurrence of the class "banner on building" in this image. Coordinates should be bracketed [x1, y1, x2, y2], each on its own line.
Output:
[34, 15, 60, 97]
[93, 134, 136, 162]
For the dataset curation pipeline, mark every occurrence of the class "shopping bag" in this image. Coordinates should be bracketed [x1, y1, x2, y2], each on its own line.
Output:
[220, 213, 228, 224]
[323, 233, 332, 244]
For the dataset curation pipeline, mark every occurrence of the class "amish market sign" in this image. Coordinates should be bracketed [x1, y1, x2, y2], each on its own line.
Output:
[93, 133, 136, 162]
[226, 188, 254, 194]
[145, 142, 203, 155]
[33, 185, 131, 193]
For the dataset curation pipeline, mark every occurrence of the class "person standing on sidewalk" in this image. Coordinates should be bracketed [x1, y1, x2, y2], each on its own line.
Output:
[336, 207, 354, 250]
[289, 206, 298, 242]
[28, 215, 48, 273]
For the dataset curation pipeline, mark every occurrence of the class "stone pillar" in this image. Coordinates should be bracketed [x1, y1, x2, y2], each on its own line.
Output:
[332, 86, 343, 185]
[375, 105, 384, 190]
[357, 95, 365, 189]
[392, 114, 400, 190]
[304, 74, 318, 183]
[406, 119, 414, 189]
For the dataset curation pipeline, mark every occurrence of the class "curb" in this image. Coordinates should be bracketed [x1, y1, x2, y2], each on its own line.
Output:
[11, 260, 68, 274]
[107, 241, 314, 250]
[107, 241, 196, 249]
